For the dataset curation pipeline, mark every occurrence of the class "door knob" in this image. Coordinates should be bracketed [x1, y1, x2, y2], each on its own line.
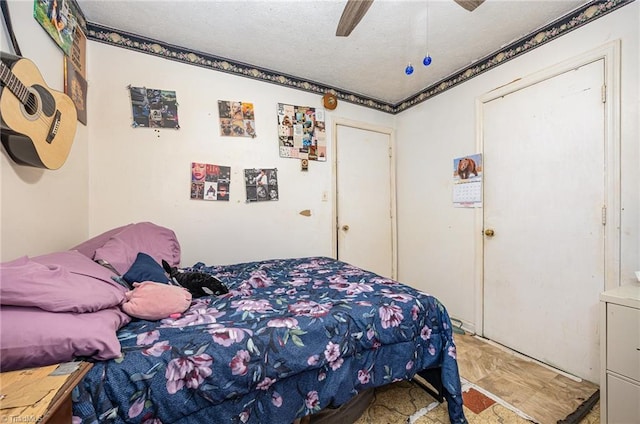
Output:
[342, 225, 350, 231]
[484, 229, 495, 237]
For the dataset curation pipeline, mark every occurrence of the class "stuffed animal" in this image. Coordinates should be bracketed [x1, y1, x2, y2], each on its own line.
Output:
[162, 260, 229, 298]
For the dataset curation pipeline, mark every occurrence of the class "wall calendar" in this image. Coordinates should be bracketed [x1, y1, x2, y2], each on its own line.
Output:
[453, 153, 483, 208]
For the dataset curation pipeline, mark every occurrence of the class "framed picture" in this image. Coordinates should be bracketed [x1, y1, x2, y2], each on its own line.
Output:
[64, 56, 87, 125]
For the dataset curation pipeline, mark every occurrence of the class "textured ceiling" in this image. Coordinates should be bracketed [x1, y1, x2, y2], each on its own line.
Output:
[76, 0, 594, 104]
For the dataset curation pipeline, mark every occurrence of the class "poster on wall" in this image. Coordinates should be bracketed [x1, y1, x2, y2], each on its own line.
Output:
[33, 0, 84, 56]
[64, 56, 87, 125]
[453, 153, 483, 208]
[277, 103, 326, 161]
[218, 100, 256, 137]
[244, 168, 278, 202]
[129, 86, 180, 129]
[191, 162, 231, 201]
[70, 24, 86, 77]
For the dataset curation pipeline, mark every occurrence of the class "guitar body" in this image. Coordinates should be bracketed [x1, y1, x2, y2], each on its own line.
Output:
[0, 54, 77, 169]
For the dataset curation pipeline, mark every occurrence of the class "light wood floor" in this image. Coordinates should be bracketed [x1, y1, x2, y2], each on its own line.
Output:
[454, 332, 600, 424]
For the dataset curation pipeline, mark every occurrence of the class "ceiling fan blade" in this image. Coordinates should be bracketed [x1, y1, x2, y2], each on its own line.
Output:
[336, 0, 374, 37]
[453, 0, 486, 12]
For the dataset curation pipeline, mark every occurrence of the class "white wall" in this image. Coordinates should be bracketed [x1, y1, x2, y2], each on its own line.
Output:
[0, 1, 89, 261]
[86, 43, 394, 267]
[395, 3, 639, 328]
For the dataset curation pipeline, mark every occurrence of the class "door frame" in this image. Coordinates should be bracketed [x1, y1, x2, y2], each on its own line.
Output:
[331, 118, 398, 280]
[473, 40, 621, 334]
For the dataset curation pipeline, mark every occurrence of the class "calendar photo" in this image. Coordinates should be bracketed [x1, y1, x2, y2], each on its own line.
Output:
[453, 153, 482, 208]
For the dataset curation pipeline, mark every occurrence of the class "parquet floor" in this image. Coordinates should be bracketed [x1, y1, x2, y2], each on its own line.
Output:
[454, 332, 600, 424]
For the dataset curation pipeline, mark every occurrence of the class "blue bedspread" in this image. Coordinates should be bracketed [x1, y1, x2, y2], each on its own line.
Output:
[73, 257, 466, 423]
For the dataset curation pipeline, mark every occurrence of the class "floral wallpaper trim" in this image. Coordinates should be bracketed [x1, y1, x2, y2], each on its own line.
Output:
[85, 0, 631, 115]
[395, 0, 632, 113]
[84, 23, 394, 115]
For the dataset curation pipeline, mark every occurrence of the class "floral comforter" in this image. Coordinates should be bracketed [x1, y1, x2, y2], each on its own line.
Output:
[73, 257, 466, 423]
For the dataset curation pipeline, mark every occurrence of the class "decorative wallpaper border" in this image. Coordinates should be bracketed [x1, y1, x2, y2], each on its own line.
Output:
[86, 0, 632, 115]
[395, 0, 633, 113]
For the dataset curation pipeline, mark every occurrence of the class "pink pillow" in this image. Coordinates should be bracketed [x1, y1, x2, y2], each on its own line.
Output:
[0, 305, 131, 371]
[93, 222, 181, 275]
[122, 282, 191, 320]
[0, 251, 127, 313]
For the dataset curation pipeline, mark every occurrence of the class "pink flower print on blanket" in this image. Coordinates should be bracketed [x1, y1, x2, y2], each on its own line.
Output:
[165, 354, 213, 394]
[230, 350, 251, 375]
[379, 303, 404, 329]
[207, 325, 253, 347]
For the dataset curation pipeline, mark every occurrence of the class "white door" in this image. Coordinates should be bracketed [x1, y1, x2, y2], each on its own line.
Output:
[335, 123, 395, 279]
[482, 59, 605, 382]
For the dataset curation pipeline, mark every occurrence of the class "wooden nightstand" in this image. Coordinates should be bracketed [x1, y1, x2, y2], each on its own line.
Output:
[0, 362, 93, 424]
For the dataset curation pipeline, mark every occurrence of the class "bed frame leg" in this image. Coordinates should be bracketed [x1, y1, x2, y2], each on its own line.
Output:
[415, 368, 445, 403]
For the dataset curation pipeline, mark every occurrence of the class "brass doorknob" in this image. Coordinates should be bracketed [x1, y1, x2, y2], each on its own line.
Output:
[484, 229, 495, 237]
[342, 225, 350, 231]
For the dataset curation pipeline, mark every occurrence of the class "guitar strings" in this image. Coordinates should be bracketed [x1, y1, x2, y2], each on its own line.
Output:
[2, 62, 69, 137]
[14, 84, 67, 137]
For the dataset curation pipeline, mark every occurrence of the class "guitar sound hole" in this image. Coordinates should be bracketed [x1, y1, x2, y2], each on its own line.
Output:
[25, 92, 38, 116]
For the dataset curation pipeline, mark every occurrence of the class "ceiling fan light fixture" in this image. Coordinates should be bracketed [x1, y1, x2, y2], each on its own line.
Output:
[336, 0, 374, 36]
[453, 0, 486, 12]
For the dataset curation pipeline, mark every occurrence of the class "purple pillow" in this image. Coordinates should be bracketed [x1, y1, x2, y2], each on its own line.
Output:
[93, 222, 181, 275]
[2, 256, 29, 266]
[70, 224, 134, 259]
[0, 305, 131, 372]
[0, 251, 127, 313]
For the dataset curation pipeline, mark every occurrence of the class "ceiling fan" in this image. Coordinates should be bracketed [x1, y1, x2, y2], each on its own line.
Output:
[336, 0, 486, 37]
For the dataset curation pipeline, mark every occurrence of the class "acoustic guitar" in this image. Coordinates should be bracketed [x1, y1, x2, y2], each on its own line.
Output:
[0, 53, 77, 169]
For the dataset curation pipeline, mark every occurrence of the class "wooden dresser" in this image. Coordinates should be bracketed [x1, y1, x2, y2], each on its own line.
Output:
[600, 284, 640, 423]
[0, 362, 92, 423]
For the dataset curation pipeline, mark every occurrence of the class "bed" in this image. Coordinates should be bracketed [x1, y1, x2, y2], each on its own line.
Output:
[0, 223, 467, 424]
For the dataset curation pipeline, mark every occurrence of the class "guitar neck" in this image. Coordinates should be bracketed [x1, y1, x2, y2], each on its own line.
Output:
[0, 61, 29, 105]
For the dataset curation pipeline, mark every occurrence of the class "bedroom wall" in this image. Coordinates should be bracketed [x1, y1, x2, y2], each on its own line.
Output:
[0, 1, 89, 262]
[85, 43, 395, 267]
[394, 3, 639, 329]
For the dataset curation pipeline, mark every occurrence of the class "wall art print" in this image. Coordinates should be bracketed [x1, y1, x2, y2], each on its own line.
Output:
[129, 86, 180, 129]
[64, 56, 87, 125]
[70, 24, 86, 77]
[218, 100, 256, 138]
[244, 168, 278, 202]
[191, 162, 231, 201]
[33, 0, 84, 56]
[277, 103, 326, 161]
